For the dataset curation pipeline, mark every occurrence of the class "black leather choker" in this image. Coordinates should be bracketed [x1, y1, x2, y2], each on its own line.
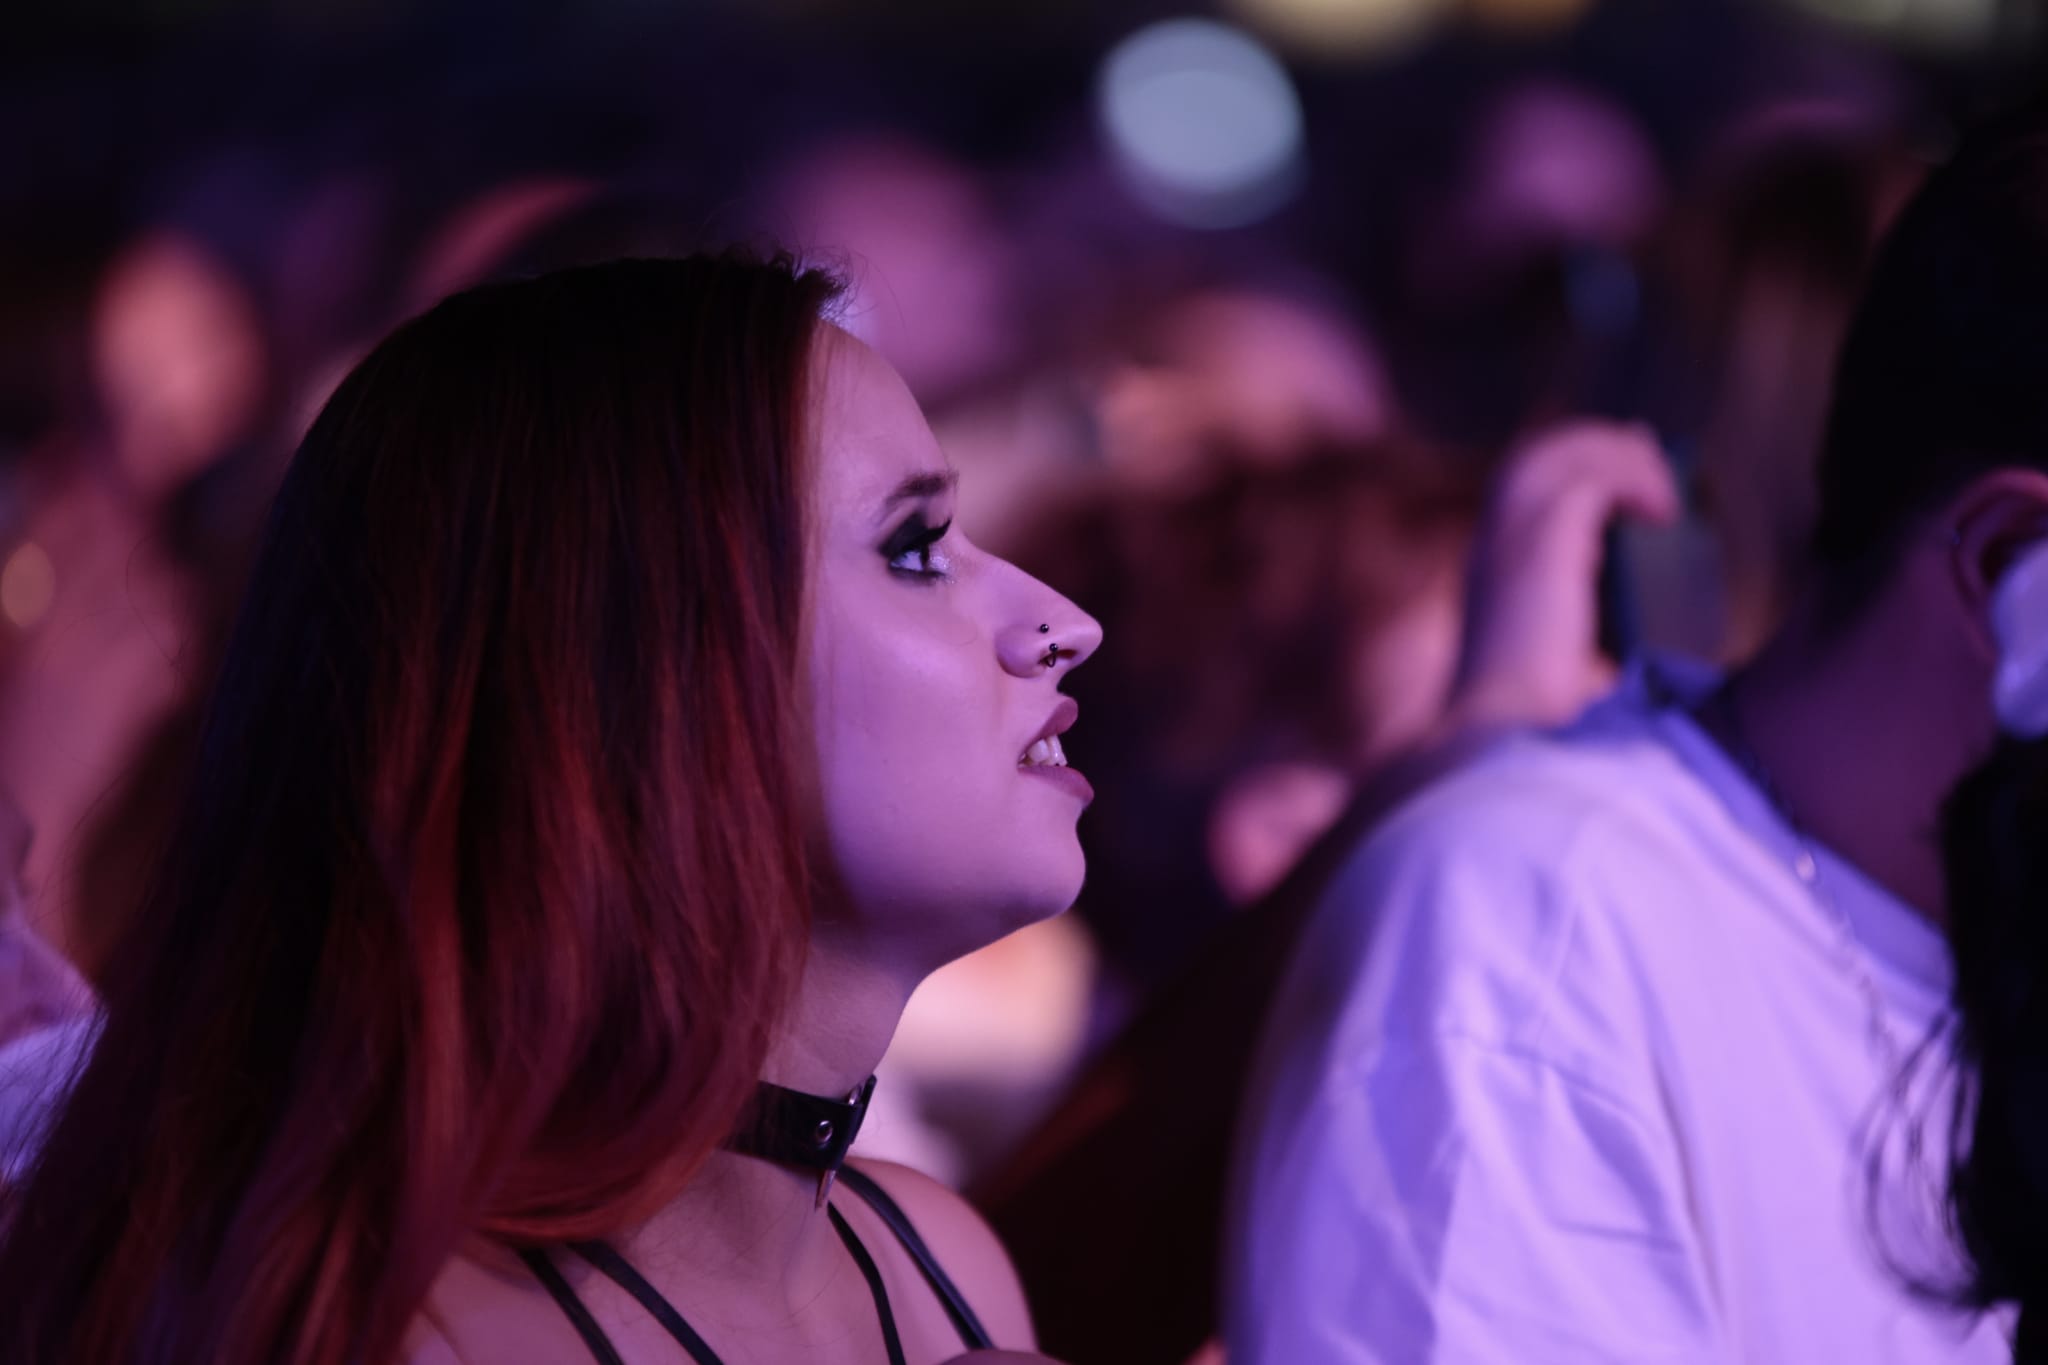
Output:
[726, 1075, 877, 1206]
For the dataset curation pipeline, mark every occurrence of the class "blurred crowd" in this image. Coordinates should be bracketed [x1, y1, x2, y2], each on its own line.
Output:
[0, 0, 2036, 1202]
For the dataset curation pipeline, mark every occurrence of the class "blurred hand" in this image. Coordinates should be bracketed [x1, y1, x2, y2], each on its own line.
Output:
[1444, 420, 1680, 733]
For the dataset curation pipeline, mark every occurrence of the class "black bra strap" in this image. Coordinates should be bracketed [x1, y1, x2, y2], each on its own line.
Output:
[829, 1204, 909, 1365]
[518, 1248, 628, 1365]
[568, 1239, 724, 1365]
[519, 1188, 933, 1365]
[836, 1164, 996, 1350]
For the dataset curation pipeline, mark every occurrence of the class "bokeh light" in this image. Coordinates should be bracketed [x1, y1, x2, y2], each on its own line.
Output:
[1784, 0, 2005, 52]
[1097, 19, 1307, 230]
[2, 543, 55, 632]
[1224, 0, 1450, 58]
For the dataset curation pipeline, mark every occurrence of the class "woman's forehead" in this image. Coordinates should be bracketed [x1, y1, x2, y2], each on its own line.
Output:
[812, 325, 954, 514]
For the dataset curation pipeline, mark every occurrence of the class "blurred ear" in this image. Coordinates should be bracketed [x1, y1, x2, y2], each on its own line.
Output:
[1943, 468, 2048, 661]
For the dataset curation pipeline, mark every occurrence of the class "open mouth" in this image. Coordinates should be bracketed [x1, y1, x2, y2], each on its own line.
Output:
[1020, 734, 1071, 768]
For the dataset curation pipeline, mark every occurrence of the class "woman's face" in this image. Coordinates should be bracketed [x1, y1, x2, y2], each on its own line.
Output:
[807, 327, 1102, 971]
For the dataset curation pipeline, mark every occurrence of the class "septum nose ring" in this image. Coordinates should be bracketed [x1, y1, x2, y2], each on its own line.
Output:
[1038, 623, 1060, 669]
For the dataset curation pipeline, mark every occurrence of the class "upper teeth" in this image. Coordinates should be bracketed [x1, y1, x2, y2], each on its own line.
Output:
[1023, 735, 1069, 768]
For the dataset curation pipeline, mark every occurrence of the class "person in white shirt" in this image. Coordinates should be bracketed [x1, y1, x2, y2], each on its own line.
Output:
[1229, 100, 2048, 1364]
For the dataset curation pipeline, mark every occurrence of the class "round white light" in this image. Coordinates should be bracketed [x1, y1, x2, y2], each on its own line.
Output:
[1097, 19, 1307, 230]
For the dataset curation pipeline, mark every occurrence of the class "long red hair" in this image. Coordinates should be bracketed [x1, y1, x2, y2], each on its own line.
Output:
[0, 255, 841, 1365]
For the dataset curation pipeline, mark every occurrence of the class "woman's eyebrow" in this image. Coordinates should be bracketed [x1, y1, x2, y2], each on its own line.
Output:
[878, 470, 959, 513]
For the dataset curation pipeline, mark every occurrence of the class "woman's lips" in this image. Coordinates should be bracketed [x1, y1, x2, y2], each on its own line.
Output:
[1020, 761, 1094, 804]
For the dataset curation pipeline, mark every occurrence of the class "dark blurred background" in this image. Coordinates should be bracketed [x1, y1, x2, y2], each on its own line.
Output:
[1, 0, 2041, 1186]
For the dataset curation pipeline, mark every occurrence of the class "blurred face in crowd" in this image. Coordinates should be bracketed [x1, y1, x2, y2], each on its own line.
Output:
[1095, 289, 1393, 490]
[93, 234, 267, 498]
[806, 327, 1104, 974]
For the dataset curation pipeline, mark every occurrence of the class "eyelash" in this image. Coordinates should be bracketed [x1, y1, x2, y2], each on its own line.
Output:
[882, 516, 956, 582]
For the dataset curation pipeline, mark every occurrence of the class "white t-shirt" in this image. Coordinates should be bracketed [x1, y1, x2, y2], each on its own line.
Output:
[1228, 661, 2008, 1363]
[0, 1011, 97, 1183]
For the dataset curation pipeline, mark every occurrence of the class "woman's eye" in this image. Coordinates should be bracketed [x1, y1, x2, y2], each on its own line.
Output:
[882, 517, 955, 582]
[888, 545, 949, 577]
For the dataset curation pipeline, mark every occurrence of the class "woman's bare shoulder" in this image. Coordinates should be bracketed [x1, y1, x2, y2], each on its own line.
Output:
[397, 1313, 465, 1365]
[402, 1239, 590, 1365]
[849, 1157, 1036, 1350]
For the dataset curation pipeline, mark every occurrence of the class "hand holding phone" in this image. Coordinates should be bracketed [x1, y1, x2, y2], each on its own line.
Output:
[1446, 420, 1680, 732]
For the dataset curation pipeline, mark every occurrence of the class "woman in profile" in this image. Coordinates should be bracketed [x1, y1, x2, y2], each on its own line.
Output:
[0, 246, 1682, 1365]
[0, 254, 1098, 1364]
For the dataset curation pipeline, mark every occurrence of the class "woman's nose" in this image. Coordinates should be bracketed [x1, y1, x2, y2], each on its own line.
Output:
[998, 600, 1103, 678]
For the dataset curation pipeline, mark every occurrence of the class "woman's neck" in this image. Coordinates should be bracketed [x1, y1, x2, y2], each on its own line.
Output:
[616, 941, 918, 1308]
[1716, 590, 1989, 925]
[761, 941, 916, 1095]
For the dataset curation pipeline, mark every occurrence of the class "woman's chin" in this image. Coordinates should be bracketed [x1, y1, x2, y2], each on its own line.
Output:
[1023, 846, 1087, 919]
[1008, 869, 1087, 933]
[949, 870, 1086, 962]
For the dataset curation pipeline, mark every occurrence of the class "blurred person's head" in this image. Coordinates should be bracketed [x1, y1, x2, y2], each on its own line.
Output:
[84, 125, 304, 520]
[1446, 80, 1666, 280]
[1715, 103, 2048, 927]
[0, 254, 1103, 1365]
[1392, 80, 1666, 449]
[1672, 104, 1920, 658]
[91, 232, 269, 504]
[1014, 438, 1477, 989]
[1808, 106, 2048, 624]
[1092, 284, 1396, 491]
